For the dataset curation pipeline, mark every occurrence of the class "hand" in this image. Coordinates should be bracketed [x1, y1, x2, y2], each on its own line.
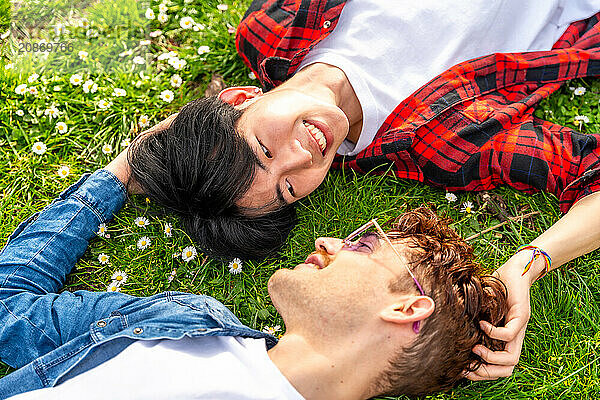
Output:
[105, 114, 178, 194]
[465, 252, 535, 380]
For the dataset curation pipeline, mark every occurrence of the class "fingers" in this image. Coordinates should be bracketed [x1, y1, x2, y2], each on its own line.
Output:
[464, 363, 515, 381]
[479, 318, 525, 341]
[472, 344, 521, 366]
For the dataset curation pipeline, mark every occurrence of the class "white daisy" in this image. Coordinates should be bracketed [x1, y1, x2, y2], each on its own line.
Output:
[158, 13, 168, 23]
[113, 88, 126, 97]
[445, 192, 457, 202]
[82, 80, 97, 93]
[137, 236, 151, 250]
[159, 89, 174, 103]
[132, 56, 145, 65]
[149, 30, 163, 38]
[158, 51, 178, 61]
[121, 138, 131, 147]
[98, 253, 110, 265]
[170, 74, 182, 88]
[197, 45, 210, 55]
[248, 71, 256, 80]
[106, 281, 121, 292]
[164, 223, 173, 237]
[78, 50, 88, 61]
[57, 165, 70, 178]
[31, 141, 47, 155]
[159, 3, 168, 13]
[460, 201, 474, 214]
[97, 222, 108, 237]
[44, 106, 60, 119]
[27, 73, 39, 83]
[574, 87, 586, 96]
[195, 23, 205, 30]
[119, 49, 133, 58]
[16, 109, 24, 116]
[98, 99, 112, 110]
[15, 84, 27, 95]
[69, 74, 83, 86]
[102, 144, 113, 154]
[228, 258, 243, 274]
[28, 86, 38, 96]
[262, 325, 281, 335]
[181, 246, 197, 262]
[134, 216, 149, 228]
[168, 57, 186, 70]
[4, 63, 14, 70]
[78, 18, 90, 28]
[217, 4, 228, 11]
[111, 270, 128, 284]
[145, 8, 155, 19]
[140, 39, 152, 46]
[228, 26, 235, 34]
[53, 85, 62, 92]
[56, 121, 68, 133]
[139, 114, 150, 127]
[574, 115, 590, 125]
[180, 16, 195, 29]
[167, 269, 177, 283]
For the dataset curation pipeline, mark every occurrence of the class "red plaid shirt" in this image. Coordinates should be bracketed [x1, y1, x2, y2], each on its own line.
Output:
[236, 1, 600, 212]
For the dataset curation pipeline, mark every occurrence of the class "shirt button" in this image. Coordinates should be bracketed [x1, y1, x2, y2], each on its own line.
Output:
[133, 327, 143, 334]
[96, 321, 107, 328]
[322, 20, 331, 29]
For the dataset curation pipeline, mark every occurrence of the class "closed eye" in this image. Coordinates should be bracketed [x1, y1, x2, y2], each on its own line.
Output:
[285, 179, 295, 197]
[257, 139, 272, 158]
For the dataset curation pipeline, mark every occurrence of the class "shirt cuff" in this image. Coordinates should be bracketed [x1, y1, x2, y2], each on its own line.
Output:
[59, 169, 128, 223]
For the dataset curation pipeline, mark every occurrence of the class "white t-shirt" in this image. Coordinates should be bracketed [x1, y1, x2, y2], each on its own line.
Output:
[10, 336, 304, 400]
[298, 0, 600, 156]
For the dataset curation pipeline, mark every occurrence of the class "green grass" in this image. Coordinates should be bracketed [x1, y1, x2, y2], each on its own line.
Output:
[1, 0, 600, 398]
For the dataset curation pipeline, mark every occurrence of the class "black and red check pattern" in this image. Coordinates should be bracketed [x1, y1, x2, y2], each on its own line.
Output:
[237, 1, 600, 212]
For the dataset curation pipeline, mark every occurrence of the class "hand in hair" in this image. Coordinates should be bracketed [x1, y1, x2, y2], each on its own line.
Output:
[104, 114, 179, 195]
[464, 251, 534, 380]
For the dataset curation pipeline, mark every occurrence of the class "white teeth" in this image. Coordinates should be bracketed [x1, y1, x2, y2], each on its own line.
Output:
[303, 121, 327, 153]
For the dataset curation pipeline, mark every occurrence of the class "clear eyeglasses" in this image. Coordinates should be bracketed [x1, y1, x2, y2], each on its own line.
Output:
[342, 219, 426, 334]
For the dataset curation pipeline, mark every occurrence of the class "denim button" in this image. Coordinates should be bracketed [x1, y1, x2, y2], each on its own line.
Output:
[197, 328, 206, 332]
[96, 321, 106, 328]
[322, 20, 331, 29]
[133, 327, 143, 334]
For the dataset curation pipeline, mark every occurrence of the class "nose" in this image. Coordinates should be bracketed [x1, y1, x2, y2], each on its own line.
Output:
[315, 237, 345, 255]
[280, 139, 312, 171]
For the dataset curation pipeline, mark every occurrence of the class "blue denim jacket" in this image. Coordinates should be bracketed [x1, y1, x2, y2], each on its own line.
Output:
[0, 170, 277, 399]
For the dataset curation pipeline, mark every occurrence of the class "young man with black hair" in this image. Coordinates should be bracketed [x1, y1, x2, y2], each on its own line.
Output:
[0, 151, 507, 399]
[127, 0, 600, 381]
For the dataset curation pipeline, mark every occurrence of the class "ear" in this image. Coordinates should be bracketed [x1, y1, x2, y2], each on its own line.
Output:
[218, 86, 263, 108]
[379, 296, 435, 325]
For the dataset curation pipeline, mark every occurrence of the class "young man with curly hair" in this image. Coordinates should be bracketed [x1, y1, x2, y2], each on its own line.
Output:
[0, 153, 507, 398]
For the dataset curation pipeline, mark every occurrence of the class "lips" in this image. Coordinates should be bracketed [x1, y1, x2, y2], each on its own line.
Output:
[304, 254, 324, 269]
[303, 121, 327, 154]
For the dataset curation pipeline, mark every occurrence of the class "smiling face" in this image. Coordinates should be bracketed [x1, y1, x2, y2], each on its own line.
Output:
[267, 231, 433, 341]
[221, 86, 350, 209]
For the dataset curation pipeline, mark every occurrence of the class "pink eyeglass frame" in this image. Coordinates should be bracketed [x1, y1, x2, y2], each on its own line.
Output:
[342, 219, 425, 334]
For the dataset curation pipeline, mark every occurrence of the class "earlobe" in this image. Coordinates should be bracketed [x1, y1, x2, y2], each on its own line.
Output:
[380, 296, 435, 325]
[218, 86, 263, 107]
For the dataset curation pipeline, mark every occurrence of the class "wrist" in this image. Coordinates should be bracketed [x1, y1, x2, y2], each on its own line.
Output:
[104, 148, 143, 195]
[513, 246, 551, 285]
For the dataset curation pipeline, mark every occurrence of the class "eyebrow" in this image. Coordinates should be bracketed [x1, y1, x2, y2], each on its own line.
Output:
[253, 151, 289, 208]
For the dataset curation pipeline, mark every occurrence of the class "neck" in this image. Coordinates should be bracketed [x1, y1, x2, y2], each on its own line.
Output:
[267, 332, 378, 400]
[277, 62, 363, 143]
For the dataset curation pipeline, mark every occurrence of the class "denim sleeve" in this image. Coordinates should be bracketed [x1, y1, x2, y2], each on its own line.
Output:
[0, 169, 134, 367]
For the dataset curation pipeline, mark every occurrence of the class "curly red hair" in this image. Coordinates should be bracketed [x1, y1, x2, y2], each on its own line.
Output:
[373, 207, 507, 397]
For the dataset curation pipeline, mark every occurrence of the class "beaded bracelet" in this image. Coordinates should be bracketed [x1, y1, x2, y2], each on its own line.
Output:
[515, 245, 552, 282]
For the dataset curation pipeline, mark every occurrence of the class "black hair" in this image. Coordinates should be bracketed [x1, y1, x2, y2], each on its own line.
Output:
[127, 96, 296, 260]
